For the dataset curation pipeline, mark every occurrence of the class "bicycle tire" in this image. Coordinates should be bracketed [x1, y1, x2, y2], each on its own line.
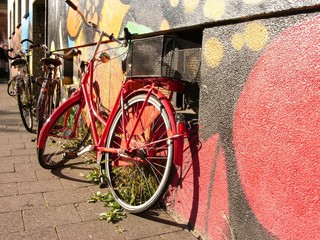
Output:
[37, 101, 89, 169]
[17, 80, 33, 132]
[105, 94, 174, 213]
[37, 88, 48, 136]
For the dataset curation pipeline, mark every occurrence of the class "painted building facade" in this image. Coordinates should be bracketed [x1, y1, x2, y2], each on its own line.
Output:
[7, 0, 320, 239]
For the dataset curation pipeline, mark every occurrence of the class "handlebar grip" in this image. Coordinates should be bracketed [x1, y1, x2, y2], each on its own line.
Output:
[65, 0, 77, 10]
[5, 48, 20, 60]
[21, 39, 34, 44]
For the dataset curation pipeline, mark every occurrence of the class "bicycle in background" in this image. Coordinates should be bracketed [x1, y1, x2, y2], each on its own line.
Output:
[6, 40, 80, 135]
[6, 39, 38, 132]
[37, 0, 190, 213]
[35, 45, 81, 136]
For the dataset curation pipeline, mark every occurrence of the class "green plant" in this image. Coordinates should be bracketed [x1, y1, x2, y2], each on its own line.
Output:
[112, 165, 158, 206]
[88, 191, 127, 223]
[85, 167, 102, 184]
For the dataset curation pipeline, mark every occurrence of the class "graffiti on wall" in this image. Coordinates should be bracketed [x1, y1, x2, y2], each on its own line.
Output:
[168, 12, 320, 240]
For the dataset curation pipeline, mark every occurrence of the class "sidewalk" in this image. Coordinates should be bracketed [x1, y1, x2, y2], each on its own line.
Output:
[0, 83, 198, 240]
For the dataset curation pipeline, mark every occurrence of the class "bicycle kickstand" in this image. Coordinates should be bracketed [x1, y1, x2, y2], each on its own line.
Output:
[97, 154, 107, 189]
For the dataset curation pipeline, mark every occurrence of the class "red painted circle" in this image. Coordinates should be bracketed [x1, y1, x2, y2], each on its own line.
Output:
[233, 16, 320, 239]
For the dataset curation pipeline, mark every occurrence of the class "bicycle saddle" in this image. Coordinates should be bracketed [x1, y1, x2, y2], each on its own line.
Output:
[40, 57, 62, 67]
[11, 58, 27, 67]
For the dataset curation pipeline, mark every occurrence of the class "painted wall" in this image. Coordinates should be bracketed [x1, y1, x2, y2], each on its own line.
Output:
[8, 0, 320, 239]
[168, 12, 320, 239]
[7, 0, 37, 77]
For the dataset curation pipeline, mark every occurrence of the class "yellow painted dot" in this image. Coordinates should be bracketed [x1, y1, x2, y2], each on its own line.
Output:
[243, 0, 264, 4]
[231, 33, 244, 51]
[204, 37, 224, 68]
[160, 19, 170, 31]
[244, 22, 268, 51]
[170, 0, 179, 7]
[203, 0, 225, 20]
[184, 0, 200, 13]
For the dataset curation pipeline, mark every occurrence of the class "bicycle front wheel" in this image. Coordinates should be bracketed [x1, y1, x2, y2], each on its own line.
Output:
[17, 80, 33, 132]
[105, 94, 174, 213]
[38, 101, 90, 169]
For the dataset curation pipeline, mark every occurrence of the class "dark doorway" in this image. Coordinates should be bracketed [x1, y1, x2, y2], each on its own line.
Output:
[32, 0, 46, 79]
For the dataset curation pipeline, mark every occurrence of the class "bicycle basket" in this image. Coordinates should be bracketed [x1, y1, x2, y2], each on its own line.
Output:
[126, 35, 201, 82]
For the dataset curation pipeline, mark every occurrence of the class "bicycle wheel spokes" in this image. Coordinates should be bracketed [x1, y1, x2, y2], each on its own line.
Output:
[106, 94, 174, 213]
[38, 103, 88, 169]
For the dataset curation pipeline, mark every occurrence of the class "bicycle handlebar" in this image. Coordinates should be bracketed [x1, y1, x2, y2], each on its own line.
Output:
[52, 48, 82, 60]
[65, 0, 77, 10]
[5, 48, 21, 60]
[21, 39, 34, 44]
[6, 39, 35, 60]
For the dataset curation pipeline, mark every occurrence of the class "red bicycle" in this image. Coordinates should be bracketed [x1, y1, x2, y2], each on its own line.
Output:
[37, 0, 187, 213]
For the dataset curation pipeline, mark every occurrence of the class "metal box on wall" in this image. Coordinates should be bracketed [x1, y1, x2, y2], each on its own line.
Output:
[126, 35, 201, 83]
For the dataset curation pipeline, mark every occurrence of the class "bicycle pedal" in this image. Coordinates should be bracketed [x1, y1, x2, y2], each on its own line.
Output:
[63, 152, 78, 159]
[31, 138, 37, 142]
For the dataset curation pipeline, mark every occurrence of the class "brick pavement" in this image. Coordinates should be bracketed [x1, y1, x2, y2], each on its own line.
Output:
[0, 83, 198, 240]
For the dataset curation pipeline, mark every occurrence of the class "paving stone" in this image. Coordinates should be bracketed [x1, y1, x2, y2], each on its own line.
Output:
[0, 193, 45, 213]
[0, 155, 31, 164]
[0, 148, 11, 157]
[24, 141, 37, 149]
[57, 220, 125, 240]
[1, 227, 58, 240]
[43, 187, 92, 207]
[23, 204, 82, 230]
[11, 148, 38, 157]
[18, 179, 64, 195]
[76, 201, 109, 221]
[139, 237, 162, 240]
[0, 211, 24, 234]
[0, 162, 14, 173]
[35, 168, 61, 180]
[160, 229, 199, 240]
[58, 171, 93, 189]
[0, 137, 9, 144]
[0, 169, 37, 183]
[118, 210, 186, 240]
[0, 183, 18, 197]
[0, 142, 25, 151]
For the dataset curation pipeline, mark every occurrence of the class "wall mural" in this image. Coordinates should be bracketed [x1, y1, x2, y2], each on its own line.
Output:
[168, 12, 320, 240]
[45, 1, 320, 239]
[7, 1, 33, 77]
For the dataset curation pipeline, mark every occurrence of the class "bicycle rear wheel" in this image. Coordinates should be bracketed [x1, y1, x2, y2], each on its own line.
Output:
[105, 94, 174, 213]
[17, 80, 33, 132]
[38, 101, 90, 169]
[37, 80, 61, 136]
[37, 88, 49, 135]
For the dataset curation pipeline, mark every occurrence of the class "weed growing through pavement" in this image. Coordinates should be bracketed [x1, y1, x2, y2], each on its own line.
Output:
[88, 191, 127, 223]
